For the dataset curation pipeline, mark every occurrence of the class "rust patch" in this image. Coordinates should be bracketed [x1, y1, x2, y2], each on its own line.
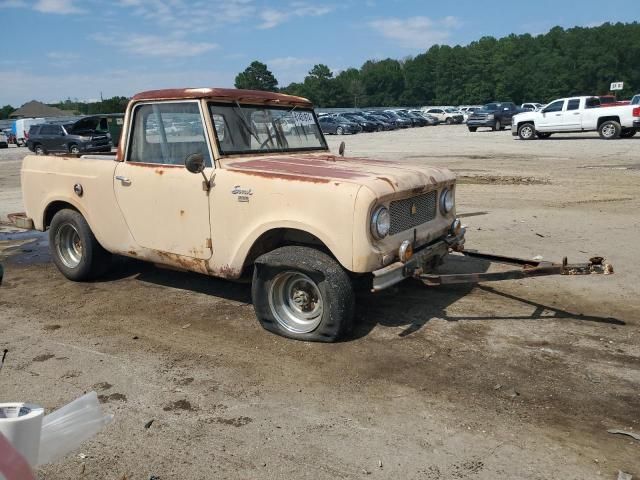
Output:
[214, 264, 242, 279]
[234, 170, 330, 184]
[132, 87, 312, 107]
[155, 250, 207, 273]
[128, 162, 183, 169]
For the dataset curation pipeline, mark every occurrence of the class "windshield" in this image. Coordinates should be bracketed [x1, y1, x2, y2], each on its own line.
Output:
[482, 103, 499, 112]
[209, 103, 327, 155]
[632, 95, 640, 105]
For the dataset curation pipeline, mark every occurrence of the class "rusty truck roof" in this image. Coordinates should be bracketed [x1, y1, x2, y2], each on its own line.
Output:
[131, 88, 312, 107]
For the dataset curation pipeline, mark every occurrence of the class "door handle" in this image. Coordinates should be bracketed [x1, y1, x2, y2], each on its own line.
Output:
[115, 175, 131, 184]
[555, 114, 562, 116]
[573, 112, 580, 115]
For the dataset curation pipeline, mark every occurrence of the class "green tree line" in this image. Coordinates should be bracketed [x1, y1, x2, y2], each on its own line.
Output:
[236, 22, 639, 107]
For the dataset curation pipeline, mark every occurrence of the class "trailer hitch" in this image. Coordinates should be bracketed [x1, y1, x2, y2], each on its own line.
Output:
[419, 250, 613, 286]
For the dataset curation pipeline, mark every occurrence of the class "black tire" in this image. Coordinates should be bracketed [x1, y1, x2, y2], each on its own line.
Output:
[492, 120, 502, 131]
[446, 117, 453, 125]
[69, 144, 80, 154]
[34, 144, 46, 155]
[598, 120, 621, 140]
[536, 132, 552, 139]
[336, 126, 344, 135]
[517, 123, 536, 140]
[468, 127, 477, 132]
[252, 246, 355, 342]
[620, 128, 637, 139]
[49, 209, 111, 281]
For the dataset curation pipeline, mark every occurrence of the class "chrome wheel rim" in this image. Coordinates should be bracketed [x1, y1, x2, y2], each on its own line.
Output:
[336, 127, 343, 135]
[70, 146, 80, 154]
[602, 124, 616, 138]
[55, 223, 83, 268]
[521, 126, 533, 139]
[35, 146, 43, 155]
[269, 271, 323, 334]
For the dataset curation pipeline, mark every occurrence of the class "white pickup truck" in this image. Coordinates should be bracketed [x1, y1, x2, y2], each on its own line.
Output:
[512, 96, 640, 140]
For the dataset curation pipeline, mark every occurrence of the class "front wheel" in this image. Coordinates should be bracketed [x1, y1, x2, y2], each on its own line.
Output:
[493, 120, 502, 131]
[445, 118, 453, 125]
[252, 246, 355, 342]
[336, 126, 344, 135]
[468, 127, 477, 132]
[34, 144, 46, 155]
[518, 123, 536, 140]
[598, 120, 621, 140]
[49, 209, 111, 281]
[69, 144, 80, 154]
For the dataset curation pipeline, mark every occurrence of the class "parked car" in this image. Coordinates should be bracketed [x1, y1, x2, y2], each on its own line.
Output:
[467, 102, 519, 132]
[360, 113, 396, 130]
[394, 110, 429, 127]
[318, 116, 360, 135]
[409, 110, 439, 125]
[336, 112, 378, 132]
[422, 108, 463, 125]
[512, 96, 640, 140]
[599, 95, 630, 107]
[3, 128, 17, 145]
[26, 117, 112, 155]
[0, 130, 8, 148]
[375, 111, 412, 128]
[521, 103, 543, 112]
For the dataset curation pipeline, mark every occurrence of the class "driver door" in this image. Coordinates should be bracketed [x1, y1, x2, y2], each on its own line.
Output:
[114, 101, 214, 260]
[537, 100, 566, 131]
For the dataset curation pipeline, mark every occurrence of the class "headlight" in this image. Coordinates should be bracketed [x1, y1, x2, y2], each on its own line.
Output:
[486, 114, 495, 119]
[371, 206, 390, 239]
[440, 188, 454, 214]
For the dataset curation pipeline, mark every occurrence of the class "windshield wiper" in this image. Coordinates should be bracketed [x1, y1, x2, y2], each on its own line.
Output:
[233, 100, 262, 144]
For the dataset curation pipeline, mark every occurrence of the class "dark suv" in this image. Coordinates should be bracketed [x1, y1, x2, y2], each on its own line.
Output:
[27, 117, 112, 155]
[467, 102, 519, 132]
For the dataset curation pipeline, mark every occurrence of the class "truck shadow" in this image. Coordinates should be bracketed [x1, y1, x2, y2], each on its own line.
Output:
[101, 254, 623, 341]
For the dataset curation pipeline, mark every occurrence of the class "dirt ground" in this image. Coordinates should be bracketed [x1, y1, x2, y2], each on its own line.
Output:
[1, 125, 639, 480]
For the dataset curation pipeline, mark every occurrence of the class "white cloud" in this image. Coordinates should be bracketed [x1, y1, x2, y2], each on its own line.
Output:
[33, 0, 83, 14]
[267, 56, 314, 69]
[259, 2, 334, 29]
[92, 33, 218, 57]
[369, 16, 461, 49]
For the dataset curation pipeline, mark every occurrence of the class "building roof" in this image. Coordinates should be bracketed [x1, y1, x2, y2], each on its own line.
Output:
[9, 101, 75, 118]
[131, 88, 312, 107]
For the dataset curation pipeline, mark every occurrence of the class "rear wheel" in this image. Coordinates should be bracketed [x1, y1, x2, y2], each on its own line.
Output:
[252, 246, 354, 342]
[493, 120, 502, 131]
[598, 120, 621, 140]
[49, 209, 111, 281]
[34, 144, 46, 155]
[620, 128, 637, 139]
[69, 144, 80, 154]
[336, 126, 344, 135]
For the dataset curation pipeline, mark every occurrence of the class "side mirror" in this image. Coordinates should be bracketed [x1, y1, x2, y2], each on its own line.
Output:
[185, 153, 205, 174]
[338, 141, 345, 157]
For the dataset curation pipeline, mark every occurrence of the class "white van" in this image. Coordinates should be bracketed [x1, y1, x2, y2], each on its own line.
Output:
[12, 118, 45, 146]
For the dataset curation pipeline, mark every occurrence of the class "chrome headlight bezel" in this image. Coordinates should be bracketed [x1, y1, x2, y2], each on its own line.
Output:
[371, 206, 390, 240]
[440, 188, 454, 214]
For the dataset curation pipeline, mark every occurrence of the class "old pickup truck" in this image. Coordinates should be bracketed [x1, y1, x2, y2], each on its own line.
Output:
[513, 96, 640, 140]
[15, 88, 612, 342]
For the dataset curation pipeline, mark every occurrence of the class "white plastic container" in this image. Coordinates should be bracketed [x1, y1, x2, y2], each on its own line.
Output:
[0, 403, 44, 467]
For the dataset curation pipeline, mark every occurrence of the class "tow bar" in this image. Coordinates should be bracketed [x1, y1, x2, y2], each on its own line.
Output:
[419, 249, 613, 286]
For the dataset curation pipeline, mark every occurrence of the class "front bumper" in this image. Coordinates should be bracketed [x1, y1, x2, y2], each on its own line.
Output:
[467, 118, 495, 127]
[80, 143, 113, 153]
[372, 229, 466, 292]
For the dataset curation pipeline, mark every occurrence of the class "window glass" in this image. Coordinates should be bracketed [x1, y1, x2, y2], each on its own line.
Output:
[567, 99, 580, 111]
[128, 102, 211, 166]
[209, 103, 327, 155]
[41, 125, 61, 135]
[585, 97, 601, 109]
[544, 100, 565, 113]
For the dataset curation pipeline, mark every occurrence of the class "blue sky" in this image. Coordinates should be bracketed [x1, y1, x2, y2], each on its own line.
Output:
[1, 0, 638, 106]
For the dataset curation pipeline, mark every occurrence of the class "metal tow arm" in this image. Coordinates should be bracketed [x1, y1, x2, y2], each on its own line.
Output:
[419, 249, 614, 286]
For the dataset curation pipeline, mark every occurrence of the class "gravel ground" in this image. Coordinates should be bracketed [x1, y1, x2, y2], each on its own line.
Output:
[0, 125, 639, 479]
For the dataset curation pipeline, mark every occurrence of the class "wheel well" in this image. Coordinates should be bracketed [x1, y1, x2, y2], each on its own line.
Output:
[598, 116, 620, 127]
[243, 228, 332, 271]
[517, 120, 534, 129]
[44, 201, 79, 229]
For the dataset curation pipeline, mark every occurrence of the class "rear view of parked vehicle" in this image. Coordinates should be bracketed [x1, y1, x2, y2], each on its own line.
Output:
[318, 115, 360, 135]
[0, 130, 8, 148]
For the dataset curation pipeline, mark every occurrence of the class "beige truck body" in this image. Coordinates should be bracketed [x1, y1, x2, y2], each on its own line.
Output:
[21, 88, 460, 283]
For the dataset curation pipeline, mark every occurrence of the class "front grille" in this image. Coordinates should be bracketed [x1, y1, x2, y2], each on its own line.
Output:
[389, 190, 437, 235]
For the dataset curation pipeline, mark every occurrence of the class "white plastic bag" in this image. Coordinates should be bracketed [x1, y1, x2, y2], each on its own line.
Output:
[37, 392, 112, 466]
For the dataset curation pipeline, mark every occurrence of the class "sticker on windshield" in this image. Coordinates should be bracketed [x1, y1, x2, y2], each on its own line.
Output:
[291, 111, 315, 127]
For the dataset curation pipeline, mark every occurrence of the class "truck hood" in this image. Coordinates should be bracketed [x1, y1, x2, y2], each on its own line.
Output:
[513, 111, 539, 122]
[223, 152, 455, 196]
